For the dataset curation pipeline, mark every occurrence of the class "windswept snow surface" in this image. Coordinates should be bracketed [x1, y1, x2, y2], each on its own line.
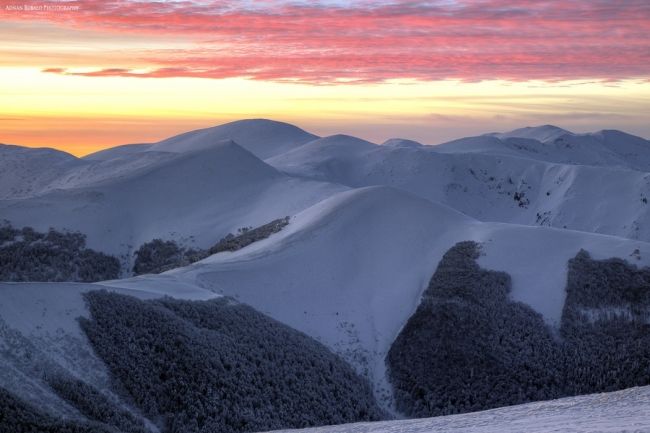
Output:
[266, 386, 650, 433]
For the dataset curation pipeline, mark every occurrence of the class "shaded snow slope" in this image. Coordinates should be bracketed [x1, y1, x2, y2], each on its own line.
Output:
[267, 134, 378, 182]
[82, 142, 153, 161]
[148, 119, 319, 159]
[267, 386, 650, 433]
[0, 143, 176, 199]
[0, 144, 83, 199]
[0, 140, 345, 263]
[163, 186, 650, 408]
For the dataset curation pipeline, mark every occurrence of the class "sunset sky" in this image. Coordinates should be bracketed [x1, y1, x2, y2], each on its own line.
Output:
[1, 0, 649, 156]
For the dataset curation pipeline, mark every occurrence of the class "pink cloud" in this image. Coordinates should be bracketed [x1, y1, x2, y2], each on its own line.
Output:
[3, 0, 649, 83]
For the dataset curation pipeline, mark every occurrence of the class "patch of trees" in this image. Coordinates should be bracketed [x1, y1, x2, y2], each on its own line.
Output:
[47, 375, 150, 433]
[387, 241, 562, 417]
[0, 221, 120, 282]
[131, 238, 195, 275]
[133, 217, 290, 275]
[561, 250, 650, 395]
[387, 242, 650, 418]
[79, 290, 382, 433]
[207, 217, 290, 254]
[0, 387, 116, 433]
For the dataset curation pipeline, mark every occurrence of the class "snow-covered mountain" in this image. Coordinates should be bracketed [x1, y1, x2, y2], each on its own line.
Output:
[269, 128, 650, 242]
[160, 186, 650, 408]
[2, 119, 650, 433]
[0, 137, 344, 264]
[147, 118, 318, 158]
[443, 126, 650, 171]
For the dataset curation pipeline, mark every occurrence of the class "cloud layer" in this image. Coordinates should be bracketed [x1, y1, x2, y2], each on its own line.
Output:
[2, 0, 650, 83]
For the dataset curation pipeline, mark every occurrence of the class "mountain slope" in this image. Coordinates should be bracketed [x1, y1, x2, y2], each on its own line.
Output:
[0, 280, 381, 433]
[161, 186, 650, 409]
[2, 183, 650, 425]
[491, 124, 571, 142]
[0, 119, 319, 200]
[0, 144, 83, 199]
[0, 120, 650, 428]
[82, 143, 153, 161]
[0, 140, 345, 264]
[269, 134, 650, 242]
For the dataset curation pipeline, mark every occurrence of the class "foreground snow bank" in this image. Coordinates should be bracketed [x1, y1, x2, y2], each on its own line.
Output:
[266, 386, 650, 433]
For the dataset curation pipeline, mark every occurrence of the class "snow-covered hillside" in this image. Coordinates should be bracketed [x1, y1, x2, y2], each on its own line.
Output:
[269, 128, 650, 242]
[162, 186, 650, 408]
[0, 138, 344, 264]
[442, 126, 650, 171]
[0, 120, 321, 200]
[267, 386, 650, 433]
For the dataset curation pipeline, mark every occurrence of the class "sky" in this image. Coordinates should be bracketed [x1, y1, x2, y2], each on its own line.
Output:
[1, 0, 649, 156]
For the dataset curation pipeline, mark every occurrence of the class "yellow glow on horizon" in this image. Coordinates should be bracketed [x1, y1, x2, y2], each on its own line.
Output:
[2, 68, 650, 156]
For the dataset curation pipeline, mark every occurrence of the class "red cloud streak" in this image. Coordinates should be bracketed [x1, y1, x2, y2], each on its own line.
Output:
[3, 0, 650, 83]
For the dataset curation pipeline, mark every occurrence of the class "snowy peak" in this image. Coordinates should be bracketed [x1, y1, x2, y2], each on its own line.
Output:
[304, 134, 377, 149]
[590, 129, 650, 152]
[434, 126, 650, 171]
[0, 142, 78, 162]
[147, 118, 319, 159]
[493, 125, 573, 142]
[382, 138, 424, 148]
[269, 134, 377, 164]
